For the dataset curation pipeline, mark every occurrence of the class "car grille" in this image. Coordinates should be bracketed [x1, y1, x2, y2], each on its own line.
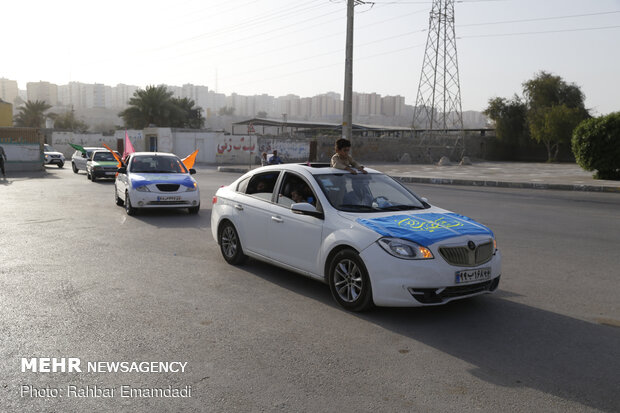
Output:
[408, 277, 500, 304]
[439, 241, 494, 266]
[156, 184, 180, 192]
[50, 154, 61, 158]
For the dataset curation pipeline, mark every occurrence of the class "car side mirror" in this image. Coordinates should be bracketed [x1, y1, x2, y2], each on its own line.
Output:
[117, 167, 127, 174]
[291, 203, 323, 219]
[189, 168, 196, 175]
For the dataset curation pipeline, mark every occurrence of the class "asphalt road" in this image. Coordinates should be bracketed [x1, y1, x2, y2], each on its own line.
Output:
[1, 166, 619, 412]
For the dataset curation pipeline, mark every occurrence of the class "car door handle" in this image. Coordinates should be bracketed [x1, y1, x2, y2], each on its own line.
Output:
[271, 216, 283, 223]
[234, 204, 244, 211]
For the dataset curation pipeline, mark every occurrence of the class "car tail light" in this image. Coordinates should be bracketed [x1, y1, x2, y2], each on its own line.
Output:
[212, 196, 217, 204]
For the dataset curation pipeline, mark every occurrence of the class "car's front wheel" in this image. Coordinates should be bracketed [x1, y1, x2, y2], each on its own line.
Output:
[57, 162, 64, 168]
[90, 171, 97, 182]
[328, 249, 373, 312]
[219, 222, 247, 265]
[125, 191, 136, 216]
[72, 163, 78, 173]
[188, 204, 200, 215]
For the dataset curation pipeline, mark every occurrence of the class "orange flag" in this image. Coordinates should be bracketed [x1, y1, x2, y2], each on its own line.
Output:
[103, 143, 123, 167]
[182, 149, 199, 170]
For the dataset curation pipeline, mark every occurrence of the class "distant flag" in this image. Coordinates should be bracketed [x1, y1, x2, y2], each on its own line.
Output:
[69, 143, 86, 154]
[102, 143, 123, 168]
[123, 131, 136, 159]
[182, 149, 199, 170]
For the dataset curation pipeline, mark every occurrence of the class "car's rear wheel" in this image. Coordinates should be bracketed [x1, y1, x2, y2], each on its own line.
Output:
[72, 163, 78, 173]
[219, 222, 247, 265]
[125, 191, 136, 216]
[188, 204, 200, 214]
[115, 185, 124, 206]
[328, 249, 373, 312]
[57, 162, 64, 168]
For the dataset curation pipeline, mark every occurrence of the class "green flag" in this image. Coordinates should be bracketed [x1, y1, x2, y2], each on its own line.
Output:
[69, 143, 86, 154]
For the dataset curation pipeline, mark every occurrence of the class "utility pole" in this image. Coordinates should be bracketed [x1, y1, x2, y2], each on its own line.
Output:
[342, 0, 356, 144]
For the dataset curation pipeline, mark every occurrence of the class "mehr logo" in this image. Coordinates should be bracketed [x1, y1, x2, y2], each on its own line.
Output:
[21, 358, 82, 373]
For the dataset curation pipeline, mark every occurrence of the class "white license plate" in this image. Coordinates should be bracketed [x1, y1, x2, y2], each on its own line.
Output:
[455, 267, 491, 284]
[157, 196, 181, 201]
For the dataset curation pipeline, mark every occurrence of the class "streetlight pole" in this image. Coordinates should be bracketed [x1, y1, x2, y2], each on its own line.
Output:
[342, 0, 355, 145]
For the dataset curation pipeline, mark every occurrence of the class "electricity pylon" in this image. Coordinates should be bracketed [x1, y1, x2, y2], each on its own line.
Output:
[412, 0, 465, 162]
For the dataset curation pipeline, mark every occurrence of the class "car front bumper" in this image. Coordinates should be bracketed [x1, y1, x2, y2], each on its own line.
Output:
[360, 242, 502, 307]
[128, 189, 200, 209]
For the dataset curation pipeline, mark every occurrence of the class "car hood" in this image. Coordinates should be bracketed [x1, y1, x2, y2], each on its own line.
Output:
[45, 151, 64, 157]
[338, 208, 493, 247]
[129, 173, 196, 189]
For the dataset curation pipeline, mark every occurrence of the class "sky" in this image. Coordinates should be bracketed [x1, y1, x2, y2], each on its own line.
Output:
[3, 0, 619, 115]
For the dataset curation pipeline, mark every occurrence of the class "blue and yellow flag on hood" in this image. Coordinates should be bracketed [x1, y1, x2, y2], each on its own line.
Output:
[357, 212, 493, 247]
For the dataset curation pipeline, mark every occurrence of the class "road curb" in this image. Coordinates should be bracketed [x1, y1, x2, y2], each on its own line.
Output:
[392, 176, 620, 193]
[217, 166, 250, 173]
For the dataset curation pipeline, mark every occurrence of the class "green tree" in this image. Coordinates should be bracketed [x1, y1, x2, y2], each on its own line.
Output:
[119, 85, 177, 128]
[522, 71, 589, 162]
[170, 97, 205, 129]
[572, 112, 620, 180]
[483, 95, 528, 144]
[14, 100, 52, 128]
[53, 109, 89, 132]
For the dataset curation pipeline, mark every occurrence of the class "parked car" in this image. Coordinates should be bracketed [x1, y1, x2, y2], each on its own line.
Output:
[211, 163, 501, 311]
[43, 144, 65, 168]
[114, 152, 200, 215]
[71, 147, 105, 173]
[86, 150, 121, 182]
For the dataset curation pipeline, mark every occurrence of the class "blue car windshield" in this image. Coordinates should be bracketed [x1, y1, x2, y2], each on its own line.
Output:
[314, 173, 427, 212]
[130, 155, 188, 174]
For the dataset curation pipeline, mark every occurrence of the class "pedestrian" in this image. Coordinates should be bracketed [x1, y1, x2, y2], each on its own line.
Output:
[260, 152, 269, 166]
[268, 150, 283, 165]
[0, 145, 7, 179]
[331, 138, 366, 174]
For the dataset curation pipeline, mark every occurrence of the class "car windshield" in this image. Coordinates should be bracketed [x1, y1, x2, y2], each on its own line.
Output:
[314, 173, 427, 212]
[130, 155, 188, 174]
[44, 144, 55, 152]
[92, 152, 117, 161]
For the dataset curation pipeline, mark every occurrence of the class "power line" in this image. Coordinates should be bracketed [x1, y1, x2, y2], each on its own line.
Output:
[458, 10, 620, 27]
[459, 24, 620, 39]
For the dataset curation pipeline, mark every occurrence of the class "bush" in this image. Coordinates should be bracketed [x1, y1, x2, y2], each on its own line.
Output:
[572, 112, 620, 180]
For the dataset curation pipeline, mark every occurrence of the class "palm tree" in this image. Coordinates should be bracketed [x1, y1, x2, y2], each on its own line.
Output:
[170, 97, 205, 129]
[119, 85, 177, 128]
[14, 100, 52, 127]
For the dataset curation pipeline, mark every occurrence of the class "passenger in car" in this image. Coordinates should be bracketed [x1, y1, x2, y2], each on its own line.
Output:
[291, 186, 315, 205]
[331, 138, 367, 175]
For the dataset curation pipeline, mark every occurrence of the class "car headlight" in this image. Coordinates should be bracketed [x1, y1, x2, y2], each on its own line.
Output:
[185, 182, 198, 192]
[44, 154, 49, 159]
[378, 237, 434, 260]
[136, 185, 150, 192]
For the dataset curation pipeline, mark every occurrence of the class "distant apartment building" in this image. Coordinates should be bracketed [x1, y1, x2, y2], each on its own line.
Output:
[353, 92, 381, 116]
[311, 93, 342, 118]
[381, 95, 405, 117]
[27, 81, 58, 105]
[0, 78, 19, 104]
[111, 84, 138, 108]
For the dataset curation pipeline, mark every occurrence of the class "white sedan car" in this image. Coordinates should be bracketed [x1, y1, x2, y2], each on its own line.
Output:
[211, 164, 501, 311]
[115, 152, 200, 215]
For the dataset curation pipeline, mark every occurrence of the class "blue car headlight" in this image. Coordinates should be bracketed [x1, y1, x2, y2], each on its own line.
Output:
[378, 237, 434, 260]
[185, 182, 198, 192]
[136, 185, 150, 192]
